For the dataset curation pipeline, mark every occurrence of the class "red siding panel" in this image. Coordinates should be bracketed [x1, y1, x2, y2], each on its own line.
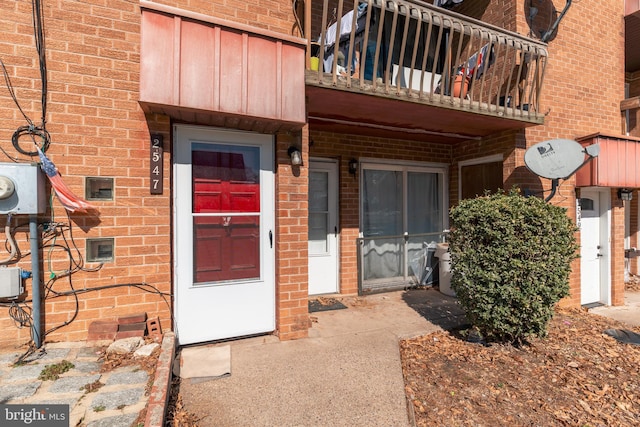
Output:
[219, 29, 245, 115]
[247, 36, 278, 119]
[626, 0, 640, 16]
[180, 20, 216, 111]
[281, 43, 306, 123]
[576, 134, 640, 187]
[140, 9, 305, 128]
[140, 12, 175, 105]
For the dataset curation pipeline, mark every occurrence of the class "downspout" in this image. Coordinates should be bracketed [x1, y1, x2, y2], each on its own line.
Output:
[541, 0, 572, 43]
[29, 215, 41, 348]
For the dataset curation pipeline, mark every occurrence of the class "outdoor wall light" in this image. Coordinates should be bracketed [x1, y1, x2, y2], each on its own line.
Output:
[348, 158, 358, 176]
[618, 188, 633, 201]
[288, 146, 303, 166]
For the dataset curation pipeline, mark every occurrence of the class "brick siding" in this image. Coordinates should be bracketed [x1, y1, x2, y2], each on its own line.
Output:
[0, 0, 631, 348]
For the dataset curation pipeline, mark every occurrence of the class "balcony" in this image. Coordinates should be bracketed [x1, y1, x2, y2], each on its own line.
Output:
[303, 0, 548, 143]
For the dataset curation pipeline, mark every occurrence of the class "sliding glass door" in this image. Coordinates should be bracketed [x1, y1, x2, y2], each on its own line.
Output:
[360, 162, 446, 293]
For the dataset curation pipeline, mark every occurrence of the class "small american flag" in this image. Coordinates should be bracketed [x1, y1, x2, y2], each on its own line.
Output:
[37, 146, 96, 213]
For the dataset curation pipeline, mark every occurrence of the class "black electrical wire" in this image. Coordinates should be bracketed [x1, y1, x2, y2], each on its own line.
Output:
[7, 301, 32, 329]
[0, 58, 31, 124]
[3, 211, 174, 357]
[32, 0, 48, 125]
[0, 0, 51, 157]
[12, 125, 51, 156]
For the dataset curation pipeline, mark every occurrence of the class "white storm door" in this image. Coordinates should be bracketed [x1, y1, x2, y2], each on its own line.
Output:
[174, 125, 275, 345]
[308, 160, 339, 295]
[580, 189, 605, 305]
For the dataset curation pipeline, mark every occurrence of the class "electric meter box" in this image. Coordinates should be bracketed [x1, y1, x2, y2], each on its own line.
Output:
[0, 163, 47, 215]
[0, 267, 23, 299]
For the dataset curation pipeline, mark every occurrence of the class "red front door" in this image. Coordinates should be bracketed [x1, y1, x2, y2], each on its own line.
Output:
[193, 150, 261, 283]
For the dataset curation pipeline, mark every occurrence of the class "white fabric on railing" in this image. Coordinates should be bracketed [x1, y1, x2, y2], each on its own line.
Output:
[321, 4, 368, 73]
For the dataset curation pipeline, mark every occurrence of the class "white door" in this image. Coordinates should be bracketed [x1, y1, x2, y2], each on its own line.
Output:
[579, 189, 607, 305]
[308, 159, 339, 295]
[174, 125, 275, 345]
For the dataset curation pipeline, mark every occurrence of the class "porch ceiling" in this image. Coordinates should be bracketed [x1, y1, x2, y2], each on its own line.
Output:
[306, 85, 541, 144]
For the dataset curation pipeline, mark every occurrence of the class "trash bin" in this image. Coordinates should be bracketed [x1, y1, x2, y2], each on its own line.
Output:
[434, 243, 454, 296]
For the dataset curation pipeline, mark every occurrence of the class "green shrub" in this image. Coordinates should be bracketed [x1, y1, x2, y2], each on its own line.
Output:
[448, 189, 578, 344]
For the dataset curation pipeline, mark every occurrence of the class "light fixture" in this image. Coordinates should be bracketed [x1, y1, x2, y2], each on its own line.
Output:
[618, 188, 633, 201]
[288, 146, 302, 166]
[348, 158, 358, 176]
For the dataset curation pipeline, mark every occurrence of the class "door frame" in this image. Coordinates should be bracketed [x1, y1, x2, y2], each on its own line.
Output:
[308, 157, 339, 295]
[172, 124, 275, 345]
[578, 187, 611, 306]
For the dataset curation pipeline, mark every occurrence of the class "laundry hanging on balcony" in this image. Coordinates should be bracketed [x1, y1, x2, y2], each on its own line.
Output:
[458, 42, 496, 80]
[321, 3, 368, 74]
[434, 0, 464, 9]
[37, 146, 97, 213]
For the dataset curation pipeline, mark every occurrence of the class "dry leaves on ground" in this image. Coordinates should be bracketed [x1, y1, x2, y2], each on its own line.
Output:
[165, 376, 201, 427]
[627, 274, 640, 291]
[401, 308, 640, 427]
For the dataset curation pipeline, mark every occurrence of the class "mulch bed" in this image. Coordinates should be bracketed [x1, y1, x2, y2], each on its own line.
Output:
[401, 307, 640, 426]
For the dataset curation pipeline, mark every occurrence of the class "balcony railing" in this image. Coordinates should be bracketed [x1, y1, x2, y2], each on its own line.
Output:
[304, 0, 548, 119]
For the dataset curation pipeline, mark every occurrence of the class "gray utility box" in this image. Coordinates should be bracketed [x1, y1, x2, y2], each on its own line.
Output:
[0, 163, 47, 215]
[0, 267, 23, 299]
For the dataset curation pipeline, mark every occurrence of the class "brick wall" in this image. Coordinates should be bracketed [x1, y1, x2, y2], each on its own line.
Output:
[0, 1, 173, 348]
[167, 0, 297, 36]
[0, 0, 304, 348]
[525, 0, 625, 306]
[275, 130, 310, 340]
[455, 0, 517, 32]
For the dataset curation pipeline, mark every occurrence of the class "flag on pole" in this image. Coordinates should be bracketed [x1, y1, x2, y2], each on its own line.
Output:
[37, 146, 96, 213]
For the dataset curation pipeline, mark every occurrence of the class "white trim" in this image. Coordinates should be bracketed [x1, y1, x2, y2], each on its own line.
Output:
[458, 154, 503, 167]
[359, 157, 449, 171]
[637, 197, 640, 274]
[309, 156, 339, 164]
[602, 190, 612, 306]
[172, 124, 275, 344]
[579, 187, 612, 306]
[308, 158, 340, 295]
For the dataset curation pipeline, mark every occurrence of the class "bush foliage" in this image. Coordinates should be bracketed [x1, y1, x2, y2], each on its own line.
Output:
[448, 190, 579, 344]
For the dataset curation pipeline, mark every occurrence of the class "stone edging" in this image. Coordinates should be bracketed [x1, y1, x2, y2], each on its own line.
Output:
[144, 331, 176, 427]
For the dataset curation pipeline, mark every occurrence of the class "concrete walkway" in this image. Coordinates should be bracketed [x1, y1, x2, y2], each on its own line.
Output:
[178, 288, 466, 427]
[589, 290, 640, 327]
[178, 288, 640, 427]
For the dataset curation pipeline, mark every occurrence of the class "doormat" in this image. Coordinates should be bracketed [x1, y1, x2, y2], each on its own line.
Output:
[309, 297, 348, 313]
[583, 302, 604, 309]
[175, 345, 231, 381]
[604, 329, 640, 346]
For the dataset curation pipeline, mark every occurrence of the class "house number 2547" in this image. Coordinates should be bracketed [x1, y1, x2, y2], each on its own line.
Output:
[150, 134, 163, 194]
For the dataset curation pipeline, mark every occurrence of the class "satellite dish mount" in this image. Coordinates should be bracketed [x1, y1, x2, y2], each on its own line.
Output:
[524, 138, 600, 202]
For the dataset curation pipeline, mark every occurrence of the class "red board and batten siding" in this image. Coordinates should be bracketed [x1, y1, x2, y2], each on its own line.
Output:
[576, 133, 640, 187]
[627, 0, 640, 15]
[139, 5, 306, 128]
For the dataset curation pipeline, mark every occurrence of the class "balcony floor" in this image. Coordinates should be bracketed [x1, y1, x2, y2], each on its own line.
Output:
[306, 77, 544, 144]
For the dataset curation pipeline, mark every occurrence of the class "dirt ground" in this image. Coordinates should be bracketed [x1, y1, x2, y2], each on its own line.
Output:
[401, 306, 640, 426]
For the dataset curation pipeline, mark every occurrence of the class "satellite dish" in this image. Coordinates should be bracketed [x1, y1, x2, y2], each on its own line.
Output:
[524, 138, 594, 180]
